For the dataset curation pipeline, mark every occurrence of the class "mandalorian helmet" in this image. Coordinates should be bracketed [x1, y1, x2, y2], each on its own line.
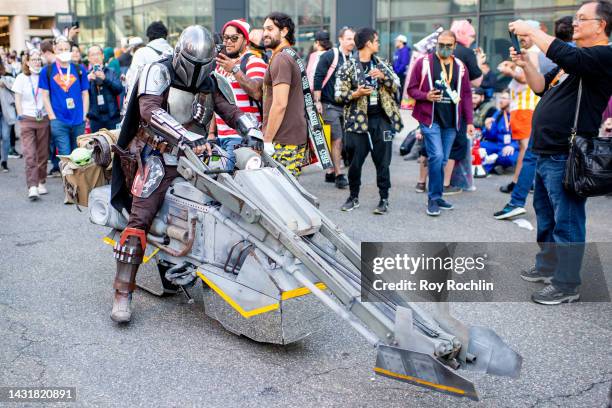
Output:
[172, 25, 216, 89]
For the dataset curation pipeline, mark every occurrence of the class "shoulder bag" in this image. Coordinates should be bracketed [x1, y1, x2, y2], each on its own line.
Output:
[563, 79, 612, 197]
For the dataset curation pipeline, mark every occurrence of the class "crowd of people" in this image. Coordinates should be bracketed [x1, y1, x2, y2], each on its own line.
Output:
[1, 1, 611, 307]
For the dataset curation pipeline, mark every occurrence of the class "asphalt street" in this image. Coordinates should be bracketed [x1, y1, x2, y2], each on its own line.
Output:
[1, 116, 611, 407]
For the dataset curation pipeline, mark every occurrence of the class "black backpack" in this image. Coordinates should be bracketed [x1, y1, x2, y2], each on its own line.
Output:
[239, 52, 263, 117]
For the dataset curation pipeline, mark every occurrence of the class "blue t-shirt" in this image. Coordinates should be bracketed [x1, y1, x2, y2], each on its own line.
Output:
[39, 63, 89, 126]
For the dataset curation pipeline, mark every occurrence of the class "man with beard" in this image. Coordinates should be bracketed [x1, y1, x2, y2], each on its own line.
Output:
[480, 90, 518, 174]
[260, 12, 309, 177]
[109, 25, 261, 323]
[208, 19, 266, 169]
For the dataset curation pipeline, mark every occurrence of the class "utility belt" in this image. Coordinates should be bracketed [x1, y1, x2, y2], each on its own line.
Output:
[135, 126, 180, 156]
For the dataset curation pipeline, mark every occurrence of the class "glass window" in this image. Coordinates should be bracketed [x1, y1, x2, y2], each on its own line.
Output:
[389, 0, 476, 18]
[377, 0, 389, 20]
[480, 0, 577, 12]
[479, 9, 576, 74]
[390, 17, 453, 50]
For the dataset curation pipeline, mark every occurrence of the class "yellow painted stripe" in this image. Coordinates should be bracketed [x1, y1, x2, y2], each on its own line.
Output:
[374, 367, 467, 396]
[196, 271, 280, 318]
[102, 237, 158, 264]
[143, 247, 160, 264]
[281, 282, 327, 300]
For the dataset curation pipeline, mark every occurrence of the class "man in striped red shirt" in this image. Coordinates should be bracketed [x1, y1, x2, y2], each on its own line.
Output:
[208, 19, 267, 169]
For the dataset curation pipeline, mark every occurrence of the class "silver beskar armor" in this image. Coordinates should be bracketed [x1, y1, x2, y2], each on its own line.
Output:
[172, 25, 216, 89]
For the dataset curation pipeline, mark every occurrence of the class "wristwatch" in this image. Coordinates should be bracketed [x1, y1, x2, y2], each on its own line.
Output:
[231, 65, 240, 75]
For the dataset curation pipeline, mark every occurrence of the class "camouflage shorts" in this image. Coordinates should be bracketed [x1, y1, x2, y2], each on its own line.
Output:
[272, 143, 306, 177]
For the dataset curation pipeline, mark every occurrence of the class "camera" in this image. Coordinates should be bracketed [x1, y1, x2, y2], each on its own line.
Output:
[433, 79, 446, 92]
[362, 74, 377, 89]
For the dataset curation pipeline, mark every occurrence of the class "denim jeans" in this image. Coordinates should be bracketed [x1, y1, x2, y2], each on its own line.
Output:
[509, 137, 538, 208]
[421, 123, 457, 201]
[0, 113, 10, 162]
[533, 154, 587, 292]
[218, 137, 242, 170]
[50, 119, 85, 157]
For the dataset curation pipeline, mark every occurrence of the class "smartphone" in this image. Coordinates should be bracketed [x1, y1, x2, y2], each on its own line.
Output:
[508, 31, 521, 54]
[216, 44, 226, 55]
[73, 21, 80, 29]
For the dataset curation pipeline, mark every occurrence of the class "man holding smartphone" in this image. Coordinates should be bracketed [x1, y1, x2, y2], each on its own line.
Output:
[86, 45, 123, 132]
[407, 30, 474, 216]
[335, 27, 403, 214]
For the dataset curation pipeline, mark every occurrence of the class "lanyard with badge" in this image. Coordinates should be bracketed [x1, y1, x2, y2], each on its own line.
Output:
[95, 75, 105, 107]
[363, 61, 379, 106]
[28, 75, 43, 121]
[55, 60, 75, 110]
[437, 56, 460, 104]
[502, 111, 512, 145]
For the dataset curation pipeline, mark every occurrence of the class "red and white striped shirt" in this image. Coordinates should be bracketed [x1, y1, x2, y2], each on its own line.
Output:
[215, 53, 267, 138]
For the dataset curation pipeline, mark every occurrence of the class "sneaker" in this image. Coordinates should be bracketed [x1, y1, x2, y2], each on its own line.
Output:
[520, 266, 553, 283]
[341, 196, 359, 212]
[37, 183, 48, 195]
[500, 182, 515, 194]
[373, 199, 389, 214]
[1, 161, 8, 172]
[531, 284, 580, 305]
[415, 182, 426, 193]
[325, 172, 336, 183]
[436, 198, 454, 210]
[335, 174, 349, 189]
[48, 169, 61, 178]
[521, 266, 552, 285]
[28, 186, 40, 201]
[8, 148, 22, 159]
[443, 185, 462, 195]
[426, 199, 440, 216]
[494, 204, 526, 220]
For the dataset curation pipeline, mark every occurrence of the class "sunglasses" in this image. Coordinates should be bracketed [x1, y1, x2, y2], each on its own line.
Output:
[223, 34, 242, 43]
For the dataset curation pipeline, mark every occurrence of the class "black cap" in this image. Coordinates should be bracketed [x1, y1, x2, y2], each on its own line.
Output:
[473, 87, 486, 96]
[315, 30, 330, 42]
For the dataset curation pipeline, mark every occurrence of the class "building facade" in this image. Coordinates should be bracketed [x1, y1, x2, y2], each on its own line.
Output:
[0, 0, 69, 51]
[69, 0, 581, 64]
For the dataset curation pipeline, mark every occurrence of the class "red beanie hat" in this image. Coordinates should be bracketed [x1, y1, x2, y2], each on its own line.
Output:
[222, 19, 250, 42]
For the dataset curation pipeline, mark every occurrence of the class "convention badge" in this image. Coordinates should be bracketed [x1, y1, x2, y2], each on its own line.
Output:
[35, 109, 43, 122]
[369, 89, 378, 106]
[97, 94, 105, 106]
[66, 98, 75, 109]
[383, 130, 394, 142]
[504, 134, 511, 145]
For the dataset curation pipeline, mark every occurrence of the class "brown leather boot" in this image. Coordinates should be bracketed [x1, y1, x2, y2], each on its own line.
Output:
[111, 228, 146, 323]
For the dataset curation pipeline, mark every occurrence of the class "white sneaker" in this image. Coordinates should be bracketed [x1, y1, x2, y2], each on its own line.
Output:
[28, 186, 40, 200]
[37, 183, 48, 195]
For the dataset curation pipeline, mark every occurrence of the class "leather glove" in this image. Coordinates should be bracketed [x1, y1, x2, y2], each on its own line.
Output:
[264, 142, 275, 156]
